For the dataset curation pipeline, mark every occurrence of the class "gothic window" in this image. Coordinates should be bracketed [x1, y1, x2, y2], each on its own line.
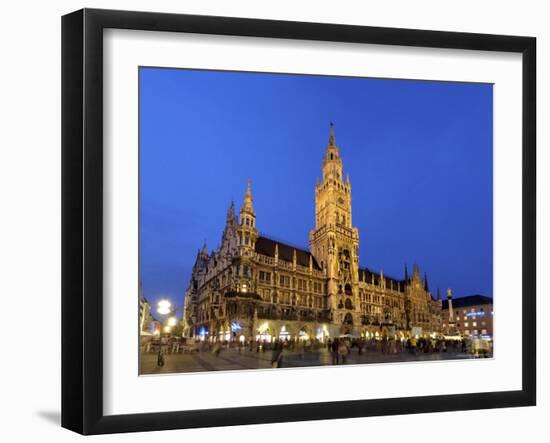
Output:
[345, 298, 353, 310]
[344, 284, 352, 295]
[330, 153, 334, 160]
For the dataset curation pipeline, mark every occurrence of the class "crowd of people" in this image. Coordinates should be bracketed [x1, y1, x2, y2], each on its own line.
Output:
[144, 334, 491, 368]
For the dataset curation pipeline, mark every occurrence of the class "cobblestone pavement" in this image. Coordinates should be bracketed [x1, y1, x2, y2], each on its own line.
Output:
[140, 347, 490, 375]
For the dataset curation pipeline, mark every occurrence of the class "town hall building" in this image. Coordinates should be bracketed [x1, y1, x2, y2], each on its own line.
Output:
[183, 125, 444, 342]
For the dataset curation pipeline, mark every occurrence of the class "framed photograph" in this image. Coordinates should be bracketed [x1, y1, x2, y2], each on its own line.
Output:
[62, 8, 536, 435]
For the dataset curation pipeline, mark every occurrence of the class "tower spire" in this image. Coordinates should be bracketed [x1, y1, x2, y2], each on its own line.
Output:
[226, 200, 235, 220]
[242, 178, 254, 214]
[424, 272, 429, 291]
[329, 122, 335, 146]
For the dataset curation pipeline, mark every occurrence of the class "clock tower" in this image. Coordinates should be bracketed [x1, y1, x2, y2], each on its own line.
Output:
[310, 124, 360, 334]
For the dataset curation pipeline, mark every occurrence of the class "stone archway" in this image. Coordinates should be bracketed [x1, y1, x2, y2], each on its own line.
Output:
[298, 324, 313, 341]
[256, 321, 273, 342]
[341, 313, 354, 335]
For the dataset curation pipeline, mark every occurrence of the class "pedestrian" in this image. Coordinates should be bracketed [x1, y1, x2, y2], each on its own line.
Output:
[157, 349, 165, 367]
[338, 339, 349, 364]
[298, 340, 305, 359]
[212, 341, 222, 357]
[331, 338, 340, 365]
[271, 341, 283, 368]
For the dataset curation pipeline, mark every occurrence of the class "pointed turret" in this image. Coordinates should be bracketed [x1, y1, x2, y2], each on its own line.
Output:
[320, 122, 344, 188]
[424, 272, 429, 292]
[328, 121, 336, 146]
[239, 179, 256, 227]
[404, 263, 409, 282]
[412, 263, 421, 281]
[237, 179, 258, 256]
[226, 200, 235, 221]
[242, 178, 254, 214]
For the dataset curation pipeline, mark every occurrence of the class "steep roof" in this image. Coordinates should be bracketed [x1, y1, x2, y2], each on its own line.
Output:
[442, 294, 493, 310]
[255, 236, 322, 270]
[359, 267, 406, 292]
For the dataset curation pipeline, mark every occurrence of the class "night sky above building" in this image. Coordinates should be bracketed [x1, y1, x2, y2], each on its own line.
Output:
[139, 67, 493, 316]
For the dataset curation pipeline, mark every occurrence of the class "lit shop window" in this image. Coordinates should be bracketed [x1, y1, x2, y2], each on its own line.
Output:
[464, 330, 470, 335]
[481, 329, 488, 335]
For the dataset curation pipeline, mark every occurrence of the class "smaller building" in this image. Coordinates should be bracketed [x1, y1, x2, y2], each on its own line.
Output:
[441, 294, 493, 338]
[139, 292, 155, 336]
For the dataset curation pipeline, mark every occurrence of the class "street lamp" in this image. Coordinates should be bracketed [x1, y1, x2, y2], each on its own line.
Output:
[154, 298, 179, 367]
[157, 299, 172, 315]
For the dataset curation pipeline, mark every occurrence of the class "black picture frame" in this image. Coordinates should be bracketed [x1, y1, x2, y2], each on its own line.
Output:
[61, 8, 536, 435]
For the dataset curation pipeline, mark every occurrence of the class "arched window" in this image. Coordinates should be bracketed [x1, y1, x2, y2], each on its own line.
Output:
[345, 298, 353, 310]
[330, 153, 334, 160]
[344, 284, 352, 295]
[343, 313, 353, 325]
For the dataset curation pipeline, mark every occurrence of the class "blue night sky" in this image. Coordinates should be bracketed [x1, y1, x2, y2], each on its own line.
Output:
[139, 67, 493, 317]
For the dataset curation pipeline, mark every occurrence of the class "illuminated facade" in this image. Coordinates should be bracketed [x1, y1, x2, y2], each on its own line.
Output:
[441, 294, 493, 337]
[183, 125, 443, 342]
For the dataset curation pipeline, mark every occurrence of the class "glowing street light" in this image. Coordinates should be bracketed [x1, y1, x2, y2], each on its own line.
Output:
[167, 317, 177, 327]
[157, 299, 172, 315]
